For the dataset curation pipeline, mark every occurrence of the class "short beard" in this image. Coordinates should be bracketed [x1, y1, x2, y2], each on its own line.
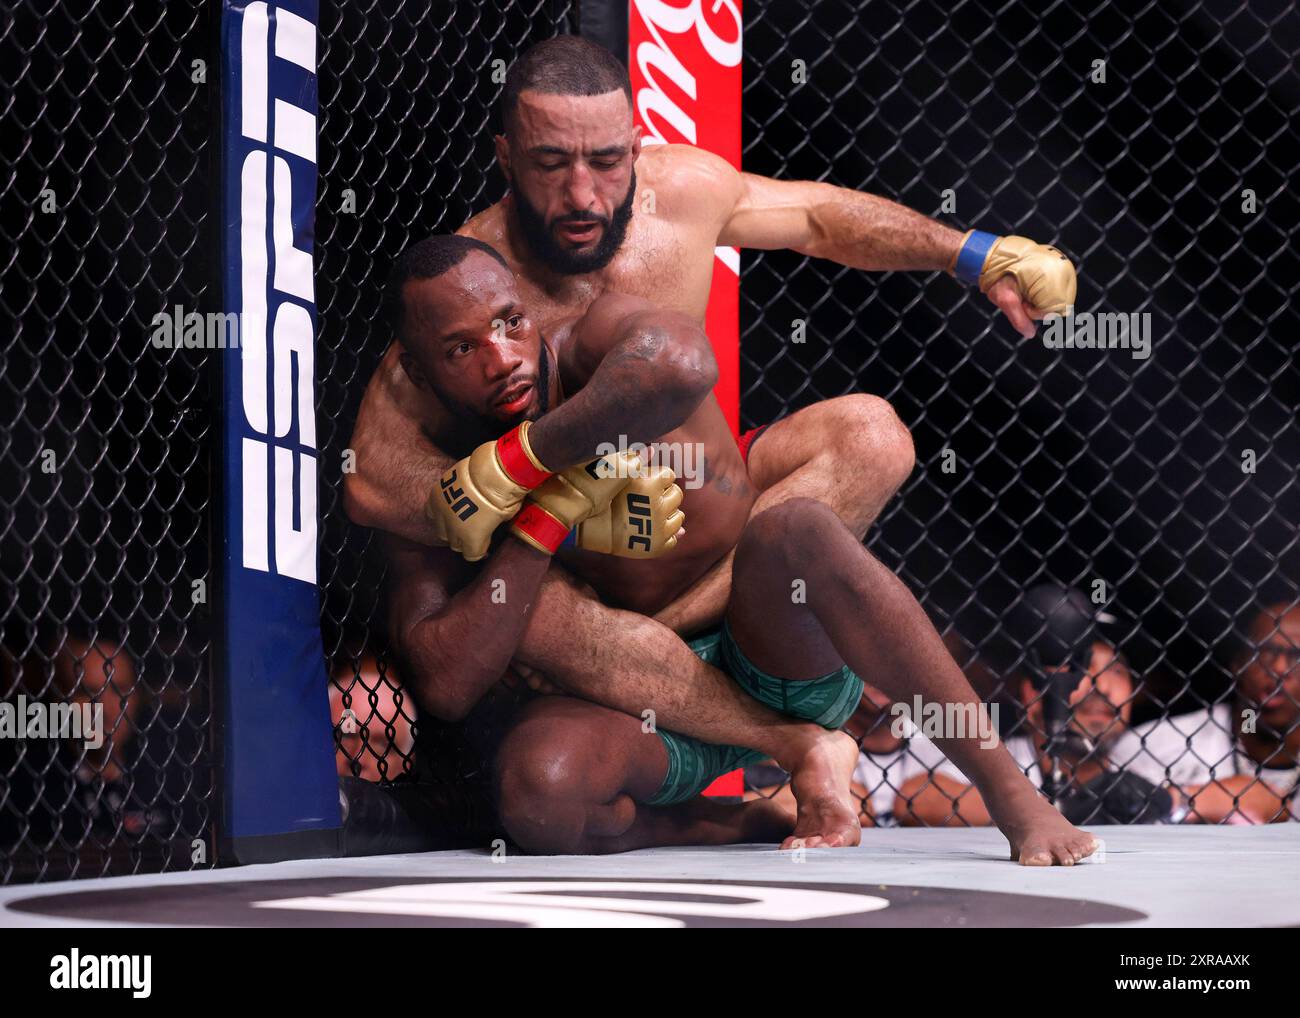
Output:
[511, 167, 636, 275]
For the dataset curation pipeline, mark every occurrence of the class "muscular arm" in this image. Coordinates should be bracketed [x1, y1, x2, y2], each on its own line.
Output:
[664, 145, 1043, 335]
[345, 296, 716, 546]
[659, 144, 962, 272]
[720, 171, 964, 272]
[343, 348, 451, 545]
[387, 533, 551, 722]
[526, 294, 718, 470]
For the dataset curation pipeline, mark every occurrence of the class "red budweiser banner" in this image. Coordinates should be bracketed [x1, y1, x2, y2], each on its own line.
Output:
[628, 0, 742, 435]
[628, 0, 744, 798]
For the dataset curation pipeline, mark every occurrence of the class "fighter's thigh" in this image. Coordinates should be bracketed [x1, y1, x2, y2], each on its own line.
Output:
[725, 497, 846, 679]
[494, 695, 668, 806]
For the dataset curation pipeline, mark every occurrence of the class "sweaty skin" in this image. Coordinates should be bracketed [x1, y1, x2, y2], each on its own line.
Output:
[546, 309, 753, 614]
[386, 252, 863, 848]
[351, 87, 1097, 863]
[348, 132, 1029, 549]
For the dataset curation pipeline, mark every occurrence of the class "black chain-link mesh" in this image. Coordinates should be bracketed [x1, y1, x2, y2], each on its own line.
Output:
[1, 2, 218, 882]
[739, 1, 1299, 826]
[316, 3, 1296, 829]
[316, 2, 576, 789]
[5, 0, 1295, 887]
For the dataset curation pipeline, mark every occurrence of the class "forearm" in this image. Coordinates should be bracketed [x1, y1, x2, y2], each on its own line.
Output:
[402, 539, 551, 720]
[729, 175, 965, 273]
[528, 317, 717, 470]
[345, 403, 450, 546]
[804, 184, 964, 271]
[515, 572, 819, 762]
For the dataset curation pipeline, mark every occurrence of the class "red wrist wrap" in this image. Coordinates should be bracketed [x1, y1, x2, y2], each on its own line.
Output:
[511, 503, 571, 553]
[496, 425, 551, 489]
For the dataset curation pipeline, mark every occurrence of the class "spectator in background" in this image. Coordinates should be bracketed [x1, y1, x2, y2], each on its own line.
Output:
[1109, 601, 1299, 823]
[51, 634, 156, 835]
[330, 655, 415, 781]
[894, 640, 1140, 825]
[844, 680, 941, 826]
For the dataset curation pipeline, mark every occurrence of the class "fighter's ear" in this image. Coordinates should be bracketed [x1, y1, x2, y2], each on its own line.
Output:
[398, 349, 428, 392]
[630, 124, 642, 161]
[494, 133, 511, 179]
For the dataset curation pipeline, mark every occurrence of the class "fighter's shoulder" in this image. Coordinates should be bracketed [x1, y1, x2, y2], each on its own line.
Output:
[554, 292, 668, 384]
[640, 144, 743, 213]
[457, 204, 509, 247]
[371, 344, 454, 444]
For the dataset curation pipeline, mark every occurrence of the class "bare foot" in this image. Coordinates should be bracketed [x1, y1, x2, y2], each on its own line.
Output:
[738, 796, 797, 843]
[777, 729, 861, 849]
[992, 790, 1101, 866]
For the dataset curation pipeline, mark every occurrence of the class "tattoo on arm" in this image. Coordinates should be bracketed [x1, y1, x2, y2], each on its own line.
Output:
[529, 322, 715, 469]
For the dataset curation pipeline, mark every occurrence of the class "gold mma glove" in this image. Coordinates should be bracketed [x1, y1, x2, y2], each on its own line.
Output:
[427, 420, 553, 562]
[513, 455, 684, 559]
[952, 230, 1077, 316]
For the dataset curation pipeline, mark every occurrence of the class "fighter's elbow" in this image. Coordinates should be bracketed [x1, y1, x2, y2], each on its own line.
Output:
[660, 332, 718, 413]
[342, 472, 381, 529]
[404, 657, 478, 724]
[422, 683, 474, 724]
[397, 629, 490, 724]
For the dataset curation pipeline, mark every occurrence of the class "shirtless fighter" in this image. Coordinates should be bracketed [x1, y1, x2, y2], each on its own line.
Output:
[349, 38, 1094, 861]
[380, 233, 1098, 864]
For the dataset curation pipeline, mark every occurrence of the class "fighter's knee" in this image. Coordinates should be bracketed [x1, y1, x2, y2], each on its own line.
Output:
[833, 394, 915, 486]
[497, 715, 585, 807]
[740, 497, 844, 572]
[495, 709, 594, 853]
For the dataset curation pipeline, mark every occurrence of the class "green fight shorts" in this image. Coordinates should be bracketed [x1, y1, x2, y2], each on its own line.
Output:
[648, 622, 863, 806]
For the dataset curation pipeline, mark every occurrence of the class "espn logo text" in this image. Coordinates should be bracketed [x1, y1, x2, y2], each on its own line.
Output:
[236, 3, 318, 583]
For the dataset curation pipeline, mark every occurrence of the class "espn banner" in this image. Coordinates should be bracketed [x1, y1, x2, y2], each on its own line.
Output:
[219, 0, 339, 857]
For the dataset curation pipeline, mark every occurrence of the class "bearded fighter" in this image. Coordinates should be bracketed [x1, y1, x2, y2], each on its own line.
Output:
[381, 234, 1097, 864]
[350, 38, 1094, 862]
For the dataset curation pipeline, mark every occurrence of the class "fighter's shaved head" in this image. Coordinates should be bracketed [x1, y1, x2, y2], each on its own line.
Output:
[501, 36, 631, 134]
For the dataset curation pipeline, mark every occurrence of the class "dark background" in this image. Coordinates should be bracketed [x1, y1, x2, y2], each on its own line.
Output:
[1, 0, 1296, 878]
[736, 0, 1299, 718]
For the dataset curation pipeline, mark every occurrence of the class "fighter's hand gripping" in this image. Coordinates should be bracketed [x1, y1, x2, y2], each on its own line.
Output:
[510, 450, 644, 555]
[574, 462, 685, 559]
[426, 421, 553, 562]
